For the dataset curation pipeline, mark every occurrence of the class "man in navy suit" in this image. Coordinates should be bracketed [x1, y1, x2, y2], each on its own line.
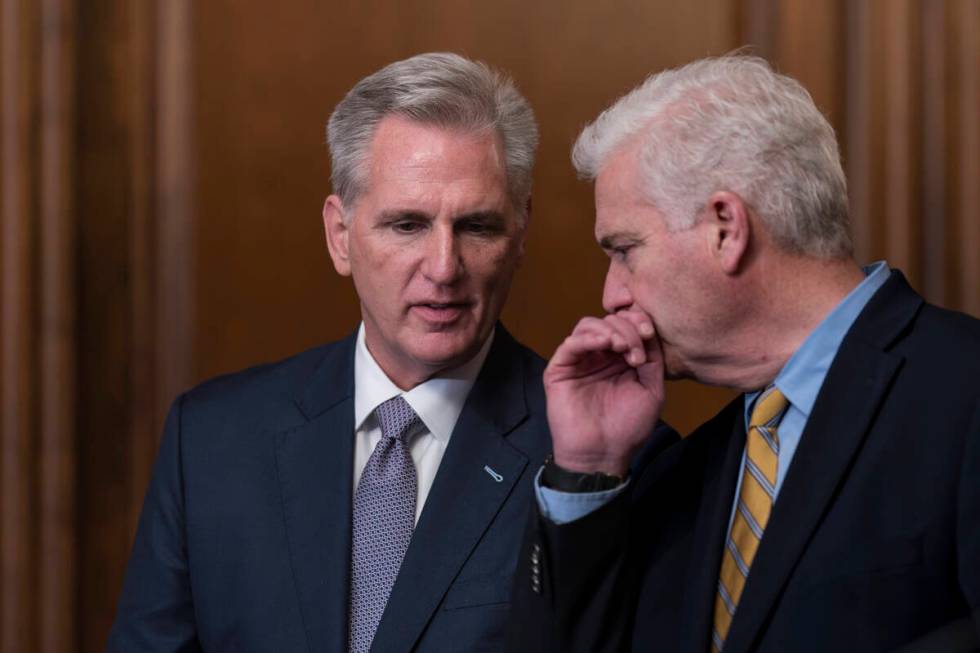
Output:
[108, 52, 550, 652]
[509, 55, 980, 652]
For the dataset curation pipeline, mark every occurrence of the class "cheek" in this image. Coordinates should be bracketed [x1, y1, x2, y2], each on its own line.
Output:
[475, 248, 520, 289]
[352, 246, 413, 286]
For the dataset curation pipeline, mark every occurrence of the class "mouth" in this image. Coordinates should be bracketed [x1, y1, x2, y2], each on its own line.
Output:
[411, 301, 473, 324]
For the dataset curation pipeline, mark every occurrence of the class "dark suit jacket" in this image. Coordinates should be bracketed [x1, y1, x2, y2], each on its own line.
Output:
[509, 272, 980, 653]
[107, 326, 550, 652]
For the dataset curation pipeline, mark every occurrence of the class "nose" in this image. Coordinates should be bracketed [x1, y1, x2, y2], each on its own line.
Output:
[421, 223, 463, 285]
[602, 262, 633, 314]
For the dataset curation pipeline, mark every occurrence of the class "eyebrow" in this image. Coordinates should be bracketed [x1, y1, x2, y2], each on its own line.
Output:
[374, 209, 507, 224]
[598, 231, 643, 250]
[455, 210, 506, 225]
[376, 209, 431, 223]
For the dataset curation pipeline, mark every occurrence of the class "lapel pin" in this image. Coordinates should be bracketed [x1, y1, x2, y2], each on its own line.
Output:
[483, 465, 504, 483]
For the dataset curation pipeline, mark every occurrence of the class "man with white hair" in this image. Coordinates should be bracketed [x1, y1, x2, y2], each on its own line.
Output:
[108, 52, 550, 652]
[509, 55, 980, 652]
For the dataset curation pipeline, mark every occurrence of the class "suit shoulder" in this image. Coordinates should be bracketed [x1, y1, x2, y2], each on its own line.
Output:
[644, 400, 736, 470]
[509, 337, 548, 406]
[915, 303, 980, 345]
[491, 326, 546, 389]
[488, 330, 551, 460]
[185, 340, 337, 402]
[176, 337, 353, 430]
[516, 340, 547, 382]
[902, 303, 980, 376]
[629, 400, 738, 509]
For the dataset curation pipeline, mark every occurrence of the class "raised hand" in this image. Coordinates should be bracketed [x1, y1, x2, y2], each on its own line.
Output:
[544, 308, 665, 476]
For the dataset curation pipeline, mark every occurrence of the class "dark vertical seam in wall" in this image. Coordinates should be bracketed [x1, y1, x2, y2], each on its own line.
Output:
[38, 0, 78, 650]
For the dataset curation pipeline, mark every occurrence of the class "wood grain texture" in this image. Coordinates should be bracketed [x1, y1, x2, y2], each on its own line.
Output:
[955, 0, 980, 315]
[155, 0, 194, 456]
[37, 0, 77, 649]
[920, 0, 947, 304]
[883, 0, 921, 281]
[74, 1, 151, 649]
[776, 0, 844, 130]
[1, 0, 38, 650]
[845, 0, 874, 261]
[740, 0, 779, 60]
[123, 0, 156, 542]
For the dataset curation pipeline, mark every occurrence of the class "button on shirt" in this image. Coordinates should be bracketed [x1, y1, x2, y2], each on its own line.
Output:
[538, 261, 891, 525]
[353, 324, 493, 525]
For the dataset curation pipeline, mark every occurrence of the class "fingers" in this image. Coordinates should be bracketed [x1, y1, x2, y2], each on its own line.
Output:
[554, 310, 657, 368]
[604, 312, 648, 366]
[548, 330, 614, 368]
[615, 308, 655, 339]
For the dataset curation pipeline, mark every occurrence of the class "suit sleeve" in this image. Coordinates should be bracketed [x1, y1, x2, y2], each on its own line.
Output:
[506, 488, 638, 653]
[506, 420, 680, 653]
[958, 400, 980, 637]
[105, 395, 202, 653]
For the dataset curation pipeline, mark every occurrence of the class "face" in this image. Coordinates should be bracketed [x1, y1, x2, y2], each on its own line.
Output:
[594, 145, 721, 379]
[324, 116, 526, 389]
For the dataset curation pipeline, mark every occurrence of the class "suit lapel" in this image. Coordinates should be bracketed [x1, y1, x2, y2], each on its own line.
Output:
[679, 401, 749, 653]
[276, 333, 357, 653]
[722, 272, 922, 653]
[370, 330, 530, 652]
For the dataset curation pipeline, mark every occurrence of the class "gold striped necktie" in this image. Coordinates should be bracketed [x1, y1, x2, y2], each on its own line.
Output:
[711, 385, 789, 653]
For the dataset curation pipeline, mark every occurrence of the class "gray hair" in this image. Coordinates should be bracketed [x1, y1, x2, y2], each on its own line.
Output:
[573, 55, 852, 259]
[327, 52, 538, 220]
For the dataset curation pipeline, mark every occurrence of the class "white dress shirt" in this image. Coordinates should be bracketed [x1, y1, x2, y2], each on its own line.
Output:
[352, 324, 494, 524]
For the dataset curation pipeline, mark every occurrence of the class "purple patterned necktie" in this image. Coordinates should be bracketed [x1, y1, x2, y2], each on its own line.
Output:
[349, 395, 421, 653]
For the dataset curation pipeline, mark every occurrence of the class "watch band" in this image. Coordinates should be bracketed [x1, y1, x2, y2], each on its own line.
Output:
[540, 454, 627, 493]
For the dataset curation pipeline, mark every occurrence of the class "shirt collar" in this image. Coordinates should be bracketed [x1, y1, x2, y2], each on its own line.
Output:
[746, 261, 891, 417]
[353, 324, 495, 442]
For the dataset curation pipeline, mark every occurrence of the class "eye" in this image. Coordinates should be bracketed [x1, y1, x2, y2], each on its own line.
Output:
[391, 220, 426, 235]
[611, 245, 632, 261]
[461, 222, 489, 235]
[457, 219, 502, 236]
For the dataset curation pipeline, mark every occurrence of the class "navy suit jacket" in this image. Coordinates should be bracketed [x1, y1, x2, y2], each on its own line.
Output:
[509, 272, 980, 652]
[107, 326, 550, 652]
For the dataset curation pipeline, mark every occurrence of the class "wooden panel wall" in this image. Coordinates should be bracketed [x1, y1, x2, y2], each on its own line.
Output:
[0, 1, 977, 650]
[1, 0, 76, 650]
[739, 0, 980, 316]
[840, 0, 980, 314]
[72, 1, 195, 649]
[2, 0, 194, 650]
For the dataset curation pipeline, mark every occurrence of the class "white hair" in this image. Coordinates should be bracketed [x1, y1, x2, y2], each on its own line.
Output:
[573, 55, 852, 258]
[327, 52, 538, 221]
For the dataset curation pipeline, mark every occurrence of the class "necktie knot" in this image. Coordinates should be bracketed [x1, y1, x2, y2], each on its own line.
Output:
[375, 395, 422, 443]
[749, 384, 789, 431]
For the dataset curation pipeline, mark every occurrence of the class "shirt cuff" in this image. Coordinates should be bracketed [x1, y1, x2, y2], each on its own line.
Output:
[534, 467, 629, 525]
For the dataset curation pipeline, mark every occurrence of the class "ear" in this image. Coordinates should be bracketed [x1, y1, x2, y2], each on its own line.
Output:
[323, 195, 352, 277]
[704, 191, 750, 275]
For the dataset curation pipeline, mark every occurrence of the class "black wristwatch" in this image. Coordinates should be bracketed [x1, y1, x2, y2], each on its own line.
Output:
[540, 454, 627, 493]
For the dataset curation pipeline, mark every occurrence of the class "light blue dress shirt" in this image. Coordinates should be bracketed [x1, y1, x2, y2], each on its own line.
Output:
[538, 262, 891, 525]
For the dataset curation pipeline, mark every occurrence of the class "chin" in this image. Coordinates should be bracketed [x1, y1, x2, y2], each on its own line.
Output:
[419, 321, 487, 349]
[409, 339, 480, 371]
